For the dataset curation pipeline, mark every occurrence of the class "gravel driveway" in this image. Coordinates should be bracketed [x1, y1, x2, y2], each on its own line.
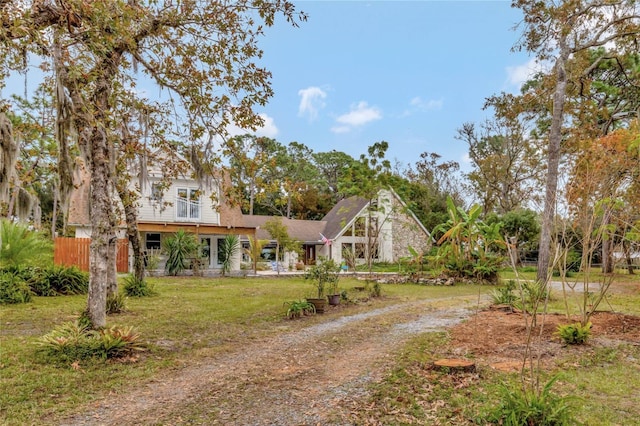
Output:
[62, 297, 478, 426]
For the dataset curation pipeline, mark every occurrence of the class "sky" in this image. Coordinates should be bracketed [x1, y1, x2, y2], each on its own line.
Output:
[243, 0, 538, 171]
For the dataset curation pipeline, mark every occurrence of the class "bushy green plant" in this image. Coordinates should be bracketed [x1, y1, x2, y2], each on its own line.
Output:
[163, 230, 198, 276]
[219, 234, 240, 276]
[370, 281, 382, 298]
[284, 299, 315, 319]
[1, 265, 88, 296]
[431, 197, 504, 282]
[512, 281, 551, 314]
[106, 293, 127, 314]
[0, 219, 53, 268]
[122, 274, 156, 297]
[96, 325, 143, 358]
[473, 256, 502, 282]
[36, 265, 89, 295]
[37, 321, 143, 362]
[556, 322, 592, 345]
[484, 377, 574, 426]
[0, 270, 32, 304]
[491, 280, 518, 306]
[305, 257, 340, 297]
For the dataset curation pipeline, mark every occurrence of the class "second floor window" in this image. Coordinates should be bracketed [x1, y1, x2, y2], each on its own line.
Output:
[177, 188, 201, 220]
[150, 183, 163, 203]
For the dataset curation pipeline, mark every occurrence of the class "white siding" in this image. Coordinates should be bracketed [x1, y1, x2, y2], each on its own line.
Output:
[136, 177, 220, 224]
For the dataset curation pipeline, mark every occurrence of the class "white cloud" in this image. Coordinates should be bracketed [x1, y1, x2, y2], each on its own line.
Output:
[506, 57, 551, 89]
[410, 96, 443, 111]
[332, 101, 382, 133]
[330, 125, 351, 134]
[298, 86, 327, 121]
[226, 113, 279, 138]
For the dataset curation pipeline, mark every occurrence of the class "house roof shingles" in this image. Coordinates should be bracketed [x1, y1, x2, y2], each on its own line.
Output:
[321, 196, 369, 240]
[242, 215, 327, 244]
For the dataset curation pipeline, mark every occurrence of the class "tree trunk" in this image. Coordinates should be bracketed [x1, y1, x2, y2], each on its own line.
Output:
[601, 207, 614, 274]
[50, 185, 58, 238]
[106, 229, 118, 298]
[537, 43, 569, 284]
[87, 143, 112, 328]
[118, 184, 145, 281]
[0, 112, 18, 216]
[275, 241, 280, 276]
[86, 69, 118, 328]
[623, 239, 635, 275]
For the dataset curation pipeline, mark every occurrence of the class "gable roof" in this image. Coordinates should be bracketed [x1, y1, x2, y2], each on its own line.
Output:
[321, 196, 369, 240]
[242, 215, 327, 244]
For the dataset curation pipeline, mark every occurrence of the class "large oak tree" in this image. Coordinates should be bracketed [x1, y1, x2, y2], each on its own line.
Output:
[1, 0, 304, 327]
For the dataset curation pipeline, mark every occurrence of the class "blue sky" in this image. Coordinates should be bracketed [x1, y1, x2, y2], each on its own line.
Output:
[243, 0, 538, 171]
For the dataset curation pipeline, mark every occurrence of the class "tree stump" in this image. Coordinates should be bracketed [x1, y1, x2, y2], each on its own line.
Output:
[433, 358, 476, 373]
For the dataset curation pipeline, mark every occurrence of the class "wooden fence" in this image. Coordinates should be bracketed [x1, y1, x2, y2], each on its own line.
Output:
[54, 237, 129, 273]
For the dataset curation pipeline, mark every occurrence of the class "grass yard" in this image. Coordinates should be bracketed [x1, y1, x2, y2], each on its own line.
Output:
[0, 276, 486, 424]
[1, 271, 638, 425]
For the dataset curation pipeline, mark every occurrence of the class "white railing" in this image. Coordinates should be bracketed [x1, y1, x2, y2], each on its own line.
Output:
[176, 198, 201, 221]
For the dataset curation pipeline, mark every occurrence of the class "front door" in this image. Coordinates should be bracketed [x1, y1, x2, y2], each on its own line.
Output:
[305, 244, 316, 265]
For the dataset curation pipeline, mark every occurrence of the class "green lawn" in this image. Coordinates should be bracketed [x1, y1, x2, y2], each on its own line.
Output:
[1, 273, 638, 425]
[0, 276, 486, 424]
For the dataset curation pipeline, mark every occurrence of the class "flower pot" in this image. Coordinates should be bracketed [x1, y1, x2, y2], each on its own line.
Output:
[327, 294, 341, 306]
[306, 298, 327, 314]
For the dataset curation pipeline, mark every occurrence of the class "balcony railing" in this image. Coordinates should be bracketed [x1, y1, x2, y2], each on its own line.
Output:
[176, 198, 201, 221]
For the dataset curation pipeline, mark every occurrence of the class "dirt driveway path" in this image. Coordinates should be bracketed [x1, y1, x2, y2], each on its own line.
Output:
[63, 296, 480, 425]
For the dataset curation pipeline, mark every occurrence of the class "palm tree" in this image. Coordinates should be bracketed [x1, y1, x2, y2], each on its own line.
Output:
[219, 234, 240, 276]
[162, 230, 198, 276]
[244, 236, 268, 275]
[0, 219, 53, 268]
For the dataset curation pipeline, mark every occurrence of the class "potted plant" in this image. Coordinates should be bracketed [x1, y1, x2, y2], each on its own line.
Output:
[305, 258, 340, 311]
[326, 267, 341, 306]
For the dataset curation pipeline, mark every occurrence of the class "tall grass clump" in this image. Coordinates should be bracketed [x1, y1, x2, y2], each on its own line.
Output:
[122, 274, 157, 297]
[483, 377, 574, 426]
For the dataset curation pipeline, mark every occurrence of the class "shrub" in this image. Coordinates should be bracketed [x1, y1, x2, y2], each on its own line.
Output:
[163, 230, 198, 276]
[0, 271, 32, 304]
[556, 322, 592, 345]
[96, 325, 143, 358]
[484, 377, 574, 426]
[284, 300, 315, 319]
[106, 293, 127, 314]
[491, 280, 518, 307]
[370, 281, 382, 298]
[37, 321, 143, 362]
[122, 275, 156, 297]
[35, 266, 89, 295]
[0, 265, 88, 296]
[473, 256, 502, 283]
[514, 281, 551, 314]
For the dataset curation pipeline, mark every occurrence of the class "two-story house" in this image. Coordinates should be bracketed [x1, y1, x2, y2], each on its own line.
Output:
[67, 154, 253, 273]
